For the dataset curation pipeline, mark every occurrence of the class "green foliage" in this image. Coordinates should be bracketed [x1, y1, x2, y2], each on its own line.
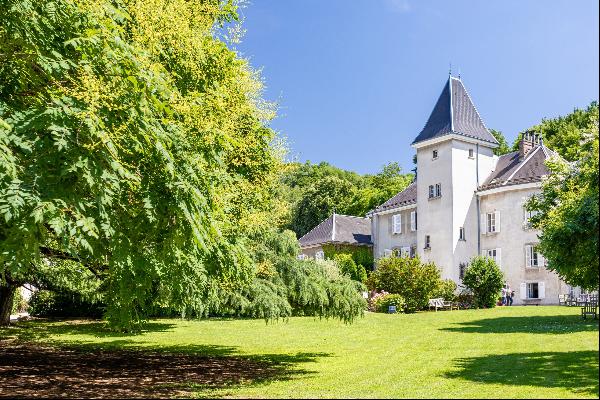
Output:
[462, 256, 504, 308]
[282, 161, 412, 237]
[332, 254, 367, 283]
[0, 0, 286, 329]
[290, 176, 355, 237]
[526, 122, 599, 290]
[490, 129, 511, 155]
[28, 290, 104, 318]
[367, 256, 441, 313]
[11, 287, 27, 314]
[322, 244, 374, 270]
[372, 293, 405, 313]
[432, 279, 457, 302]
[215, 229, 367, 323]
[511, 102, 599, 161]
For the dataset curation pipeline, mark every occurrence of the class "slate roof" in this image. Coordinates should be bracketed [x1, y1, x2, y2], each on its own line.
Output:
[298, 214, 372, 248]
[368, 181, 417, 215]
[412, 77, 499, 146]
[478, 145, 558, 191]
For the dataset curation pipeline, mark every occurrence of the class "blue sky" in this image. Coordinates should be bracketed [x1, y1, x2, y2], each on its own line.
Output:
[235, 0, 599, 174]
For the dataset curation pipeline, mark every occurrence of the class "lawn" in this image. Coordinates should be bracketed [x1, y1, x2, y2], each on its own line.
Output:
[1, 306, 598, 398]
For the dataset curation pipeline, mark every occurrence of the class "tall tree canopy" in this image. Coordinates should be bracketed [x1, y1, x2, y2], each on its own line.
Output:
[512, 102, 598, 161]
[0, 0, 365, 328]
[489, 129, 511, 155]
[526, 121, 599, 290]
[282, 162, 413, 238]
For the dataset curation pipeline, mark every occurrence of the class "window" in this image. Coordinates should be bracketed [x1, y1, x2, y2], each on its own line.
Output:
[525, 244, 545, 267]
[400, 247, 410, 258]
[459, 262, 467, 279]
[459, 227, 465, 241]
[383, 249, 393, 257]
[410, 211, 417, 231]
[523, 208, 539, 228]
[315, 250, 324, 260]
[432, 149, 438, 159]
[483, 248, 501, 266]
[424, 235, 431, 249]
[429, 184, 442, 199]
[410, 245, 417, 258]
[520, 282, 545, 300]
[468, 148, 474, 158]
[527, 283, 539, 299]
[392, 214, 402, 234]
[483, 211, 500, 233]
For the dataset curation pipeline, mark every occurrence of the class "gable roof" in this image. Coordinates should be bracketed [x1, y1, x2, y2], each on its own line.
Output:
[412, 77, 499, 146]
[368, 181, 417, 215]
[298, 214, 372, 248]
[478, 145, 558, 191]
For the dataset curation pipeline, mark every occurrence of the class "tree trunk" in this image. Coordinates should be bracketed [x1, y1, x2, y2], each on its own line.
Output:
[0, 282, 17, 326]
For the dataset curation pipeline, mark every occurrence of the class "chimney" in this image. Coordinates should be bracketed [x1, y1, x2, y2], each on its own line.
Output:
[519, 131, 539, 159]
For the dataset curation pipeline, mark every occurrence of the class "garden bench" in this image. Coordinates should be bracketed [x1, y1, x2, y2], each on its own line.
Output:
[581, 301, 598, 319]
[428, 298, 453, 311]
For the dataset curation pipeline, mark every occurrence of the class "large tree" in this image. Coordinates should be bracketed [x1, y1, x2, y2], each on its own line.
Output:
[512, 102, 598, 161]
[489, 129, 511, 156]
[0, 0, 291, 328]
[526, 121, 599, 291]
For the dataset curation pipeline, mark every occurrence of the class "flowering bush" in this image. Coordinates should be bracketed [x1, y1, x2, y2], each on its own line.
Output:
[369, 291, 405, 313]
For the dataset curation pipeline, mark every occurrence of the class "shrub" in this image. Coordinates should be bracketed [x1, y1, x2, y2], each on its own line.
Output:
[462, 256, 504, 308]
[367, 256, 441, 313]
[333, 254, 367, 283]
[432, 279, 457, 302]
[28, 290, 104, 318]
[372, 293, 405, 313]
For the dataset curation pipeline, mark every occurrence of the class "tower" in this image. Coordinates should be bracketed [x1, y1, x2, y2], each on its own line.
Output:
[411, 76, 498, 280]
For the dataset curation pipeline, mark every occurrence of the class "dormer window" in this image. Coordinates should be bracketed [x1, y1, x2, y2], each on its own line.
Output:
[432, 149, 438, 160]
[468, 148, 474, 158]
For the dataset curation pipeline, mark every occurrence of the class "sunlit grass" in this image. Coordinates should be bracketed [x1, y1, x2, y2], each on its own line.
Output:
[2, 306, 598, 398]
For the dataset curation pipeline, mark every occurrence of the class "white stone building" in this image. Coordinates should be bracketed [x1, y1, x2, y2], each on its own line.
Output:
[368, 76, 580, 305]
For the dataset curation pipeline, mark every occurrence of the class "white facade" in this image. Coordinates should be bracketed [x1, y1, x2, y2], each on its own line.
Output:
[369, 77, 579, 305]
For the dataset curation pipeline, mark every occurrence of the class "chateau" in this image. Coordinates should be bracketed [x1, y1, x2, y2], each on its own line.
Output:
[367, 76, 578, 305]
[298, 76, 584, 304]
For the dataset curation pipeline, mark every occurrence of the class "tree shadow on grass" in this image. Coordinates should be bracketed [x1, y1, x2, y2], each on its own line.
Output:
[444, 351, 599, 397]
[440, 315, 599, 334]
[0, 320, 330, 398]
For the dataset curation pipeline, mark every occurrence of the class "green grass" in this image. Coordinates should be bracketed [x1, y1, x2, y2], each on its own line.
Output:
[2, 306, 598, 398]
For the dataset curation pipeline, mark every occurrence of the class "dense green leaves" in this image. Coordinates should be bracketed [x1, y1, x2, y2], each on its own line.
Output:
[462, 256, 504, 308]
[489, 129, 511, 156]
[512, 102, 598, 161]
[0, 0, 304, 328]
[526, 122, 599, 290]
[283, 161, 412, 237]
[367, 256, 441, 313]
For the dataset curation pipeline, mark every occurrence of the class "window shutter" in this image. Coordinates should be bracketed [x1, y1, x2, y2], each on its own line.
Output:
[392, 214, 402, 234]
[538, 282, 545, 299]
[496, 248, 502, 267]
[525, 245, 532, 267]
[410, 211, 416, 231]
[494, 211, 501, 233]
[384, 249, 392, 257]
[401, 247, 410, 257]
[480, 214, 486, 235]
[538, 251, 546, 267]
[520, 283, 527, 300]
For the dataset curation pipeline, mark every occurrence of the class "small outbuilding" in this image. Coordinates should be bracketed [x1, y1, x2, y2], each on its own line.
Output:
[297, 213, 372, 260]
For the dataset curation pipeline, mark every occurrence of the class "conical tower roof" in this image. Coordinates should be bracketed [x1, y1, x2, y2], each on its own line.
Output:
[412, 77, 498, 146]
